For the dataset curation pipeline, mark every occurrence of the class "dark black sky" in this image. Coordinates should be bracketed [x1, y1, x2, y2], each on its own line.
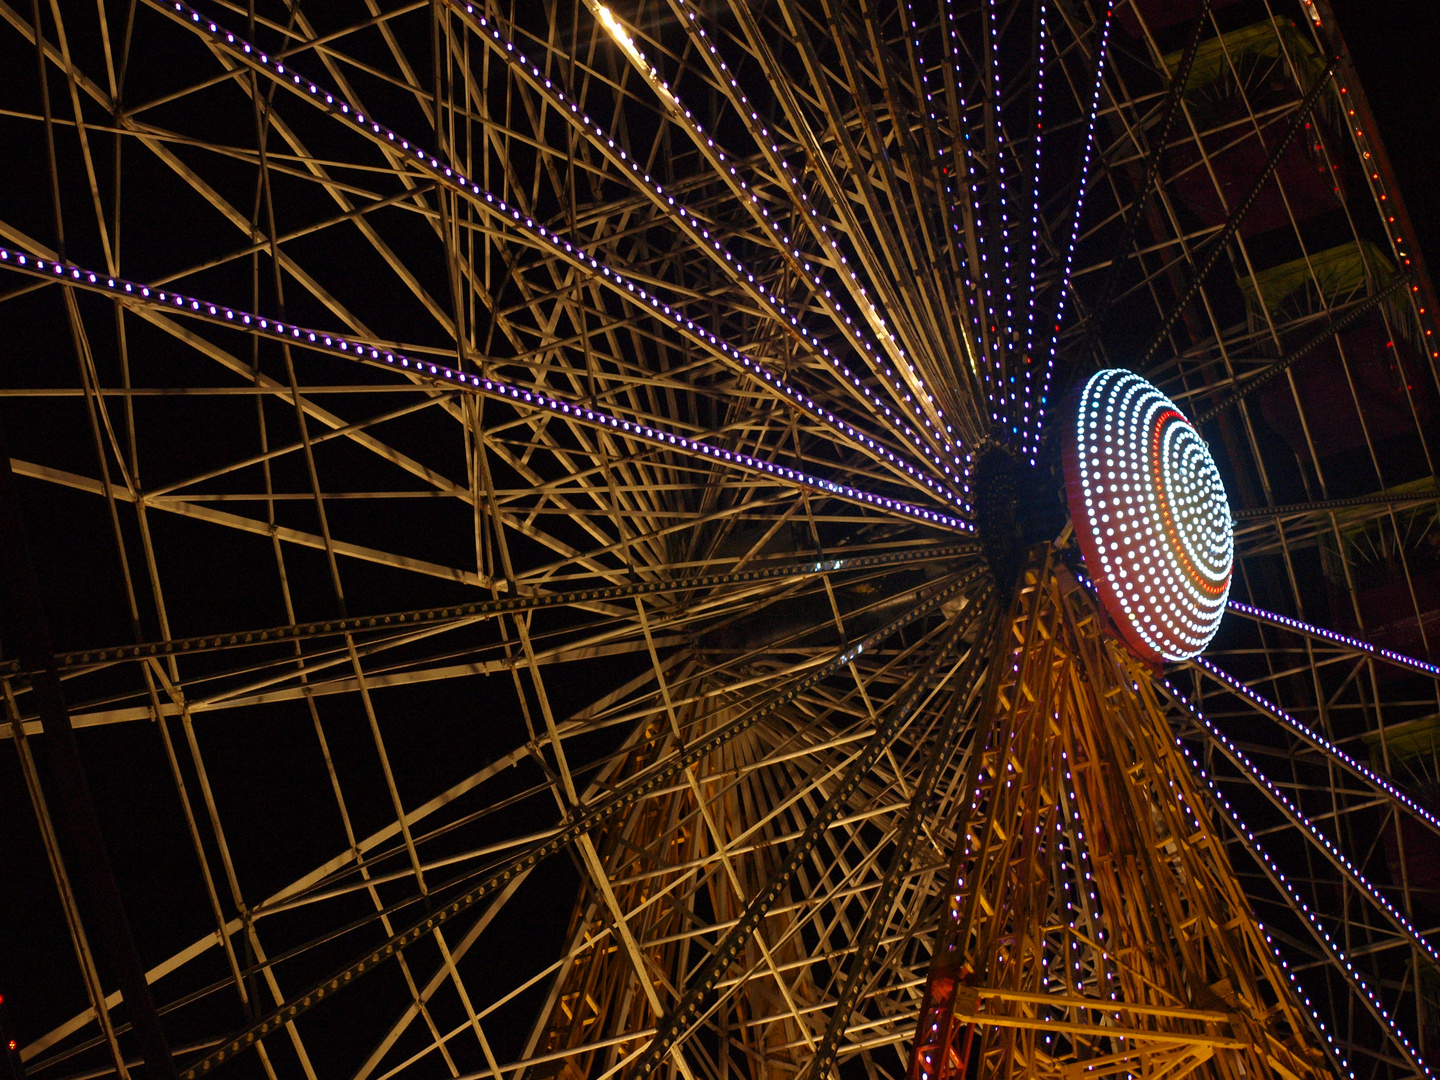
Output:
[1329, 1, 1440, 278]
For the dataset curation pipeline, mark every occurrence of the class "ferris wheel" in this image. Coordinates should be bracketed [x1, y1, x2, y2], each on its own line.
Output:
[0, 1, 1437, 1079]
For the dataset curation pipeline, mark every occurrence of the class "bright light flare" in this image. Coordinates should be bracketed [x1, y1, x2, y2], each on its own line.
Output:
[592, 3, 680, 111]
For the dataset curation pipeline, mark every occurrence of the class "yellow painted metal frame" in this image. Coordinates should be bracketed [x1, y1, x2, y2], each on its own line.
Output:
[909, 547, 1332, 1080]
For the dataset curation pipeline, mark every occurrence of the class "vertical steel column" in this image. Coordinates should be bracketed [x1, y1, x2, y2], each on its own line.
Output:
[0, 427, 176, 1079]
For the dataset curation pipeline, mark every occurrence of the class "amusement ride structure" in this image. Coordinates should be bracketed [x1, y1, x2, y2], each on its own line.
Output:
[0, 0, 1438, 1078]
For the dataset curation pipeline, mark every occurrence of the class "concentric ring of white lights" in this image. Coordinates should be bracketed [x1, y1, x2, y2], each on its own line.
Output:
[1064, 369, 1233, 662]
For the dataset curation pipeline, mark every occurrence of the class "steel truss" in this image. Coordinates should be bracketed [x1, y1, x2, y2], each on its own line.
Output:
[0, 1, 1436, 1079]
[911, 547, 1332, 1080]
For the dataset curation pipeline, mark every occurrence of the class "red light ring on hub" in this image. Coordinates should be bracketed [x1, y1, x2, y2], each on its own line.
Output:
[1063, 369, 1232, 663]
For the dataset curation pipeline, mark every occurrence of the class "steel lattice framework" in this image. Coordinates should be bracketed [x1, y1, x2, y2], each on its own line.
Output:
[0, 1, 1437, 1080]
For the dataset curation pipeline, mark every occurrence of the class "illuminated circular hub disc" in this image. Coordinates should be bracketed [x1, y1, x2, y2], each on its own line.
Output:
[1062, 369, 1233, 663]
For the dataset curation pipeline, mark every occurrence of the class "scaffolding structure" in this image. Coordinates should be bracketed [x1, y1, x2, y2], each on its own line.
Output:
[0, 1, 1436, 1078]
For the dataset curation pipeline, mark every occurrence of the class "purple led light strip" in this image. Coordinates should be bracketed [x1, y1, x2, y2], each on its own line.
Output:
[1164, 679, 1430, 1079]
[473, 2, 957, 472]
[532, 0, 961, 476]
[1027, 0, 1115, 464]
[902, 0, 991, 446]
[1152, 747, 1344, 1072]
[1150, 683, 1356, 1076]
[937, 0, 1011, 447]
[0, 247, 967, 532]
[1080, 557, 1421, 1069]
[986, 0, 1018, 434]
[1193, 656, 1440, 835]
[1027, 2, 1048, 381]
[979, 0, 1053, 439]
[1173, 668, 1440, 975]
[665, 0, 964, 451]
[1182, 741, 1367, 1079]
[156, 0, 969, 513]
[937, 0, 994, 450]
[1229, 598, 1440, 678]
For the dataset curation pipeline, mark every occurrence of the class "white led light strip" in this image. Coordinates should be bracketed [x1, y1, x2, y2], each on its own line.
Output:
[565, 0, 961, 471]
[1065, 369, 1232, 662]
[1025, 0, 1115, 462]
[1229, 599, 1440, 678]
[1179, 667, 1440, 974]
[0, 248, 968, 532]
[1194, 656, 1440, 835]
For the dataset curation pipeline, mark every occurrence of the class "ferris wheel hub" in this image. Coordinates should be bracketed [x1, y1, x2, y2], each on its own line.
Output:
[971, 444, 1067, 587]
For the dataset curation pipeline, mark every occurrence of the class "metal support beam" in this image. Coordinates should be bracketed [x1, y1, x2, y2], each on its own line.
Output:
[800, 603, 997, 1080]
[1077, 0, 1211, 370]
[175, 569, 983, 1080]
[631, 591, 992, 1079]
[1139, 56, 1341, 368]
[1194, 276, 1412, 423]
[0, 428, 177, 1079]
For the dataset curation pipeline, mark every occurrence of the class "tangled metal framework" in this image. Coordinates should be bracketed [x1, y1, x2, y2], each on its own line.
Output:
[0, 1, 1438, 1079]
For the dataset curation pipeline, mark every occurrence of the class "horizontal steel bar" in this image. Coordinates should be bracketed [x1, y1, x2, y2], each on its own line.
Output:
[173, 567, 985, 1079]
[1, 542, 978, 678]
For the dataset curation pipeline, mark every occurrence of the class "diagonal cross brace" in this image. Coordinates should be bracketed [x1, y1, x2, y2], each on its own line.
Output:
[1193, 275, 1411, 423]
[629, 590, 994, 1080]
[2, 541, 981, 678]
[1079, 0, 1213, 368]
[1139, 55, 1342, 368]
[176, 567, 986, 1079]
[799, 604, 999, 1080]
